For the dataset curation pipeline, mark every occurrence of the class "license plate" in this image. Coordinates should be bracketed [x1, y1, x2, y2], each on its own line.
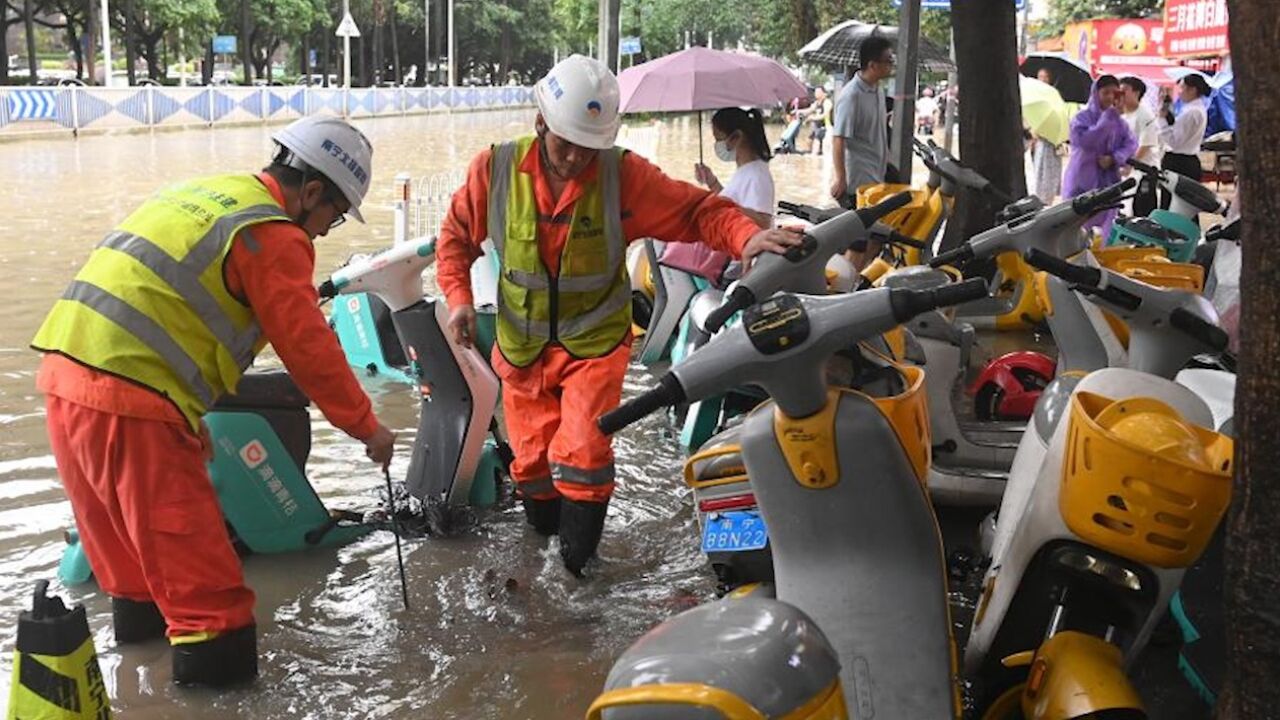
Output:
[701, 511, 768, 553]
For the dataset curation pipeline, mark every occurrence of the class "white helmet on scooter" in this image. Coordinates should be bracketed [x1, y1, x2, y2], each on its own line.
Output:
[535, 54, 622, 150]
[271, 116, 373, 223]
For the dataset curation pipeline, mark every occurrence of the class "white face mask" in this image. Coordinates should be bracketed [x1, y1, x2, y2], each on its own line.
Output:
[713, 139, 735, 162]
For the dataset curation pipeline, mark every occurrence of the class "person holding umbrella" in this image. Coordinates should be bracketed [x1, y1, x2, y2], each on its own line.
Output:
[435, 55, 802, 577]
[661, 107, 777, 285]
[1063, 75, 1137, 239]
[1030, 68, 1064, 203]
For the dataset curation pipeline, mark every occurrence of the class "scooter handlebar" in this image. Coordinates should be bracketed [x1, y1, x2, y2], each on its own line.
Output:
[1205, 218, 1241, 243]
[317, 278, 339, 299]
[1071, 178, 1137, 216]
[597, 374, 688, 436]
[890, 278, 990, 322]
[928, 243, 975, 269]
[1170, 307, 1230, 353]
[855, 191, 913, 228]
[1022, 248, 1102, 288]
[855, 224, 929, 253]
[704, 285, 753, 333]
[1125, 157, 1160, 177]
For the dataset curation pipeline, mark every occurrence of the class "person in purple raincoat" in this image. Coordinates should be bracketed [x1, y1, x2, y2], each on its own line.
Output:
[1063, 75, 1137, 238]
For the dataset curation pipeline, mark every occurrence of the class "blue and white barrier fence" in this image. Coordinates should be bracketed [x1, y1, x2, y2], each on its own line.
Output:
[0, 85, 535, 136]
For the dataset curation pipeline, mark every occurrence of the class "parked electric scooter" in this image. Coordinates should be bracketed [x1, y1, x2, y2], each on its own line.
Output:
[966, 248, 1233, 710]
[58, 238, 511, 585]
[1109, 158, 1231, 261]
[595, 279, 991, 719]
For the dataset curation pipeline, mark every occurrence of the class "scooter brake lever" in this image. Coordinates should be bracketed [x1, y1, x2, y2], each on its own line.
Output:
[1070, 282, 1141, 312]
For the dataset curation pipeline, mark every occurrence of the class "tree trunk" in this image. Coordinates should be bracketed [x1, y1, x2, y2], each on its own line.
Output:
[85, 0, 97, 84]
[321, 26, 331, 86]
[23, 0, 38, 82]
[389, 2, 400, 86]
[144, 33, 161, 80]
[433, 0, 444, 84]
[1, 12, 10, 85]
[941, 0, 1027, 254]
[122, 0, 136, 84]
[300, 33, 309, 82]
[240, 0, 252, 83]
[199, 37, 209, 84]
[68, 20, 83, 79]
[372, 0, 384, 85]
[1217, 0, 1280, 715]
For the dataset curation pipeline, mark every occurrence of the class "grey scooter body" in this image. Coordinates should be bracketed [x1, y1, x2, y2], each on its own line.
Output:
[600, 285, 990, 718]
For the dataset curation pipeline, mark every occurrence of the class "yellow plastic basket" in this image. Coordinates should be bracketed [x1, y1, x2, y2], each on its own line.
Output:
[1060, 392, 1233, 569]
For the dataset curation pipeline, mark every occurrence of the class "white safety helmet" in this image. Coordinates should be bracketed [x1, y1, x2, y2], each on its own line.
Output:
[271, 116, 373, 223]
[535, 54, 622, 150]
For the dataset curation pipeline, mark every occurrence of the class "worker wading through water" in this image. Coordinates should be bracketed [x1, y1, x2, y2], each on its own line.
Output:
[437, 55, 802, 576]
[31, 116, 397, 688]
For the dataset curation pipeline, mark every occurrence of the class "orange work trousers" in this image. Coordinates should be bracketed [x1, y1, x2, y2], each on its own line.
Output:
[492, 343, 630, 503]
[45, 396, 255, 637]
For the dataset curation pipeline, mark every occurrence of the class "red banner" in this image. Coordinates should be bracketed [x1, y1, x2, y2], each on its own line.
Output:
[1164, 0, 1230, 58]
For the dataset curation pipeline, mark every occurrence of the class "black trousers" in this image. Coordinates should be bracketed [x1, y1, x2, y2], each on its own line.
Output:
[1133, 172, 1158, 217]
[1161, 152, 1203, 210]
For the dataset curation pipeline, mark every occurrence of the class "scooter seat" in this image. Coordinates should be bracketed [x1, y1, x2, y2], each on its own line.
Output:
[219, 371, 310, 410]
[686, 425, 745, 483]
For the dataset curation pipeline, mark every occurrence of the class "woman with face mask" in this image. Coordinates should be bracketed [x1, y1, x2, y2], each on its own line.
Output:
[661, 107, 776, 285]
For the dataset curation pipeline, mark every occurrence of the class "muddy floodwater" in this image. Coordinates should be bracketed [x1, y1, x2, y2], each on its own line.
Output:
[0, 111, 847, 718]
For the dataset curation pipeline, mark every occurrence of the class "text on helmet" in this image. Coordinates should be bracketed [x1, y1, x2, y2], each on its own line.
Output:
[321, 138, 370, 186]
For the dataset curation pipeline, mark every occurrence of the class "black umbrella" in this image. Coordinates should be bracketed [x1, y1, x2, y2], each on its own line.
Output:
[799, 21, 955, 72]
[1020, 52, 1094, 104]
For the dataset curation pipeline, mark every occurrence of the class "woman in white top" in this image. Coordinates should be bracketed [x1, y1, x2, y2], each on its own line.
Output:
[661, 107, 775, 285]
[1158, 73, 1210, 209]
[694, 107, 776, 226]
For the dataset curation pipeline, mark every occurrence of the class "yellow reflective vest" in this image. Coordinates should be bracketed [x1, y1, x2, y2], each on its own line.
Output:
[31, 174, 291, 429]
[488, 136, 631, 367]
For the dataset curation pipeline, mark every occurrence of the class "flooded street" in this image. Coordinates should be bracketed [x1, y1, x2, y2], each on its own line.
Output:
[0, 111, 839, 718]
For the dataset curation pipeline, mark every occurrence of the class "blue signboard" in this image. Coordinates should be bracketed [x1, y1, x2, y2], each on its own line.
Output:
[893, 0, 1025, 8]
[212, 35, 237, 54]
[620, 36, 642, 56]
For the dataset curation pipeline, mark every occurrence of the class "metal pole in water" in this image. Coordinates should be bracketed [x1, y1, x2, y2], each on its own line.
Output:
[383, 467, 410, 611]
[100, 0, 113, 87]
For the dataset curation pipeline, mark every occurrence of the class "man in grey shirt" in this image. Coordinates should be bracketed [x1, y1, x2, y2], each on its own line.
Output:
[831, 36, 896, 206]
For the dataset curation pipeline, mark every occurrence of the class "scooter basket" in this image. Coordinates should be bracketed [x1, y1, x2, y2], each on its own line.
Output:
[1113, 260, 1205, 292]
[1060, 392, 1232, 569]
[1094, 245, 1168, 271]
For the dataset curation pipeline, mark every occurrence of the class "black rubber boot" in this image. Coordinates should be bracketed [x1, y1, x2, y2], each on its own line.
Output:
[111, 597, 167, 644]
[558, 499, 608, 577]
[172, 625, 258, 688]
[522, 497, 562, 536]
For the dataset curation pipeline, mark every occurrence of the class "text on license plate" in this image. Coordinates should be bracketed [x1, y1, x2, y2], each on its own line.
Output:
[702, 511, 768, 553]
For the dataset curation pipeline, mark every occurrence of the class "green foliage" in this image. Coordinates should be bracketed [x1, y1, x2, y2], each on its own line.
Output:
[1040, 0, 1164, 37]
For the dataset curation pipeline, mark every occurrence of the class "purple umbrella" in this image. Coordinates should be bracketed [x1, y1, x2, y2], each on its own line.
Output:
[618, 46, 807, 162]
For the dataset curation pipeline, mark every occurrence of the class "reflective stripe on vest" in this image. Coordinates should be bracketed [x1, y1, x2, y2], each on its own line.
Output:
[487, 136, 630, 366]
[31, 175, 291, 429]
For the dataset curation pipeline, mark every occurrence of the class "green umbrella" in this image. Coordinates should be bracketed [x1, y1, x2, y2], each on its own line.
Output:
[1020, 75, 1070, 146]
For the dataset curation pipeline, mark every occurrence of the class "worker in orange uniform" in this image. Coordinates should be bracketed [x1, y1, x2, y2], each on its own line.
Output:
[437, 55, 801, 576]
[30, 116, 397, 688]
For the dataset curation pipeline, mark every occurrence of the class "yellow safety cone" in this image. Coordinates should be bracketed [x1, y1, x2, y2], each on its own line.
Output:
[7, 580, 111, 719]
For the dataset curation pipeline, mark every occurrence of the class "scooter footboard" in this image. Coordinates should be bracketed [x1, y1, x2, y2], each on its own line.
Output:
[394, 299, 501, 505]
[740, 393, 958, 718]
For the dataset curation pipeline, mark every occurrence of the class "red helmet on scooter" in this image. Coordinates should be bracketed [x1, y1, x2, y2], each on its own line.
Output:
[968, 351, 1056, 421]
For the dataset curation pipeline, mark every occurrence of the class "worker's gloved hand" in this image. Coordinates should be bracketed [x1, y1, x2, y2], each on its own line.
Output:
[742, 227, 805, 271]
[364, 423, 396, 470]
[447, 304, 478, 348]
